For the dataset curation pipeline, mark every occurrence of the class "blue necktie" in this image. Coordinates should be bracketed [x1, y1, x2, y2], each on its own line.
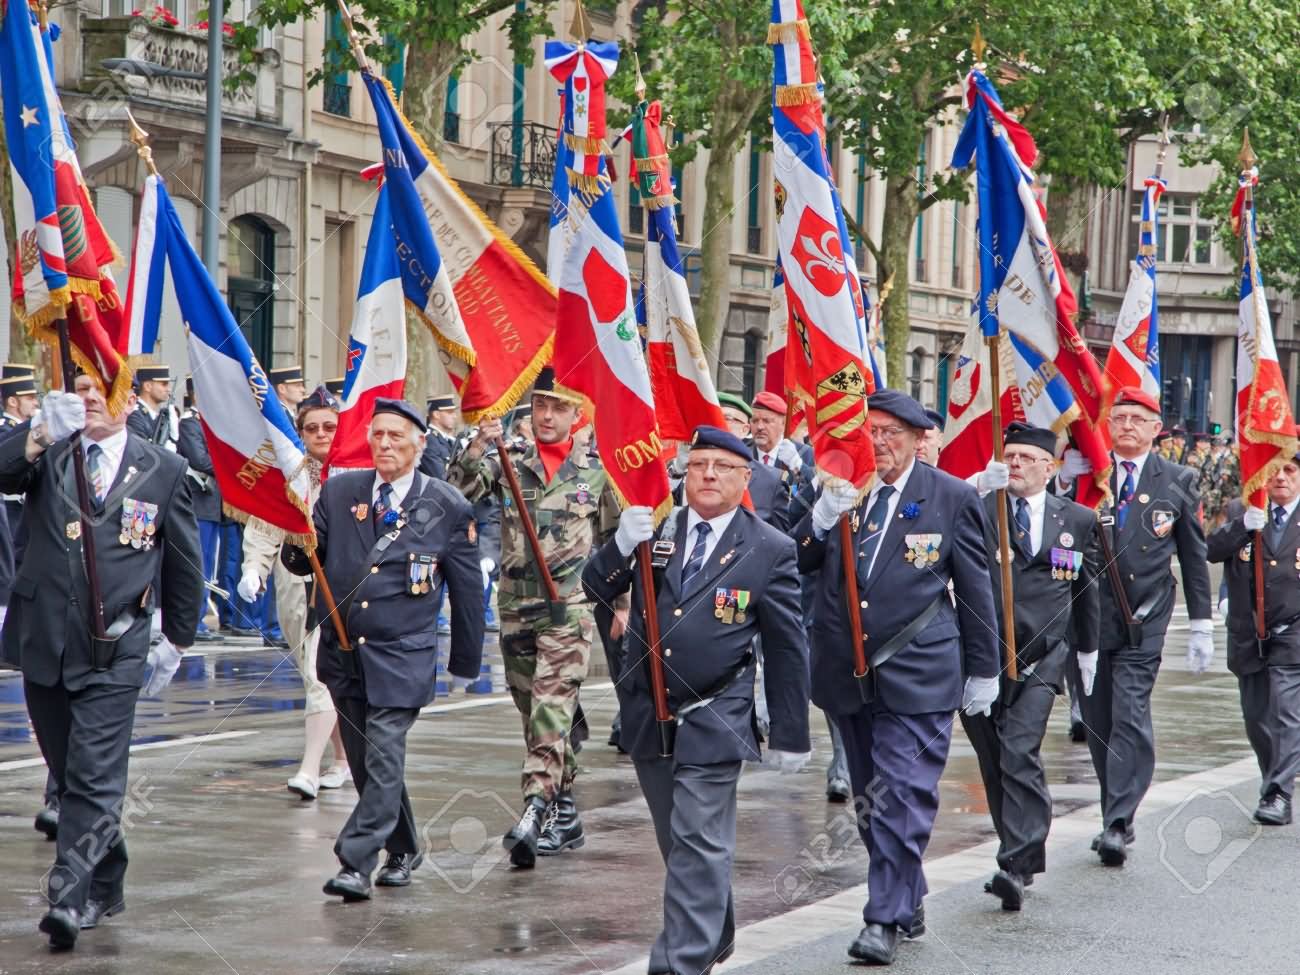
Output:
[373, 482, 394, 528]
[1015, 496, 1033, 557]
[1116, 460, 1136, 529]
[85, 443, 106, 506]
[1268, 504, 1288, 551]
[681, 523, 711, 588]
[857, 484, 895, 575]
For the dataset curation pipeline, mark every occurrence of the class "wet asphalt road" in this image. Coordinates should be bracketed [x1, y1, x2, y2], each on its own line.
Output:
[0, 600, 1273, 974]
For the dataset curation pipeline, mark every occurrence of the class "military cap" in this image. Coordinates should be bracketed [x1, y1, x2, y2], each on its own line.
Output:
[717, 391, 753, 418]
[690, 424, 751, 462]
[325, 377, 346, 396]
[299, 385, 340, 414]
[268, 365, 304, 385]
[1003, 421, 1058, 458]
[372, 397, 427, 432]
[1113, 386, 1160, 415]
[511, 404, 533, 419]
[1154, 429, 1172, 443]
[0, 372, 38, 397]
[531, 366, 583, 405]
[2, 362, 36, 379]
[426, 395, 457, 414]
[924, 408, 946, 432]
[752, 391, 788, 415]
[135, 364, 172, 384]
[1192, 431, 1212, 442]
[868, 389, 934, 430]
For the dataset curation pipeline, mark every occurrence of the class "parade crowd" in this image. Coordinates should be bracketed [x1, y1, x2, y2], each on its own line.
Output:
[6, 357, 1298, 975]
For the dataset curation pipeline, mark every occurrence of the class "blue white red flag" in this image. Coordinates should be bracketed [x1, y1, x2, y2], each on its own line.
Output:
[1233, 169, 1298, 506]
[122, 173, 167, 360]
[327, 183, 407, 472]
[950, 66, 1110, 507]
[770, 0, 875, 490]
[157, 181, 314, 544]
[1102, 176, 1165, 426]
[547, 35, 670, 518]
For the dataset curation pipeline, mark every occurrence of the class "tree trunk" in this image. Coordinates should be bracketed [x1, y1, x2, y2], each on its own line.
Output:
[1043, 176, 1092, 308]
[879, 171, 918, 389]
[0, 114, 41, 367]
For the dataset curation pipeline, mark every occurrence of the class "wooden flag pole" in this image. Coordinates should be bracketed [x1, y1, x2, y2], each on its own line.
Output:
[842, 515, 869, 678]
[494, 436, 564, 617]
[636, 540, 676, 756]
[308, 549, 351, 651]
[986, 335, 1019, 680]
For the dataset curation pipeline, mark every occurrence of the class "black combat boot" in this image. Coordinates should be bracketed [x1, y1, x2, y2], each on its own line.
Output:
[537, 791, 585, 856]
[503, 796, 548, 868]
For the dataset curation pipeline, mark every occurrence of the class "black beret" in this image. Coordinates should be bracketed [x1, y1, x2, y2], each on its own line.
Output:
[299, 385, 339, 415]
[924, 408, 945, 432]
[372, 397, 426, 432]
[325, 377, 345, 396]
[690, 424, 751, 462]
[0, 374, 37, 397]
[135, 365, 172, 384]
[268, 365, 304, 385]
[868, 389, 933, 430]
[1003, 421, 1058, 457]
[426, 395, 457, 414]
[532, 365, 583, 405]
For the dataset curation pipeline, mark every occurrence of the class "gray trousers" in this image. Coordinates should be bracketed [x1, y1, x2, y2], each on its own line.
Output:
[26, 680, 139, 911]
[1080, 643, 1163, 828]
[960, 678, 1058, 877]
[634, 757, 741, 975]
[333, 696, 420, 876]
[1237, 665, 1300, 799]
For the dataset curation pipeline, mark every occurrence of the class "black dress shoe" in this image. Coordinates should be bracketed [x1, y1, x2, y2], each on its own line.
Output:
[988, 870, 1024, 911]
[375, 852, 423, 887]
[323, 868, 372, 901]
[1069, 721, 1087, 742]
[503, 796, 547, 868]
[1097, 825, 1128, 866]
[1090, 825, 1135, 851]
[904, 901, 925, 940]
[227, 626, 261, 638]
[34, 805, 58, 841]
[262, 635, 290, 649]
[39, 906, 80, 949]
[1254, 793, 1293, 826]
[537, 791, 585, 855]
[847, 923, 898, 964]
[80, 898, 125, 929]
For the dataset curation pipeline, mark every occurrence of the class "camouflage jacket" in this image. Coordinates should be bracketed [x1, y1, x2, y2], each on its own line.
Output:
[449, 441, 619, 612]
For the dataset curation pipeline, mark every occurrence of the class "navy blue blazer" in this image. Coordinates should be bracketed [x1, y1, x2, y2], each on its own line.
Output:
[795, 461, 999, 716]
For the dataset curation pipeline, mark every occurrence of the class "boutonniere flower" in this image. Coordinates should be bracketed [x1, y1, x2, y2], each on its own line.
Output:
[901, 502, 921, 520]
[383, 509, 400, 526]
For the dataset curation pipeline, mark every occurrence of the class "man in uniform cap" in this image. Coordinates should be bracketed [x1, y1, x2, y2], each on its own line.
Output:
[125, 364, 178, 450]
[962, 422, 1100, 910]
[283, 397, 484, 900]
[584, 424, 810, 975]
[795, 388, 999, 964]
[916, 409, 945, 466]
[750, 390, 812, 474]
[0, 364, 38, 562]
[1208, 432, 1300, 826]
[450, 366, 619, 865]
[1059, 385, 1213, 865]
[268, 365, 307, 413]
[175, 378, 222, 642]
[325, 377, 345, 398]
[418, 395, 461, 482]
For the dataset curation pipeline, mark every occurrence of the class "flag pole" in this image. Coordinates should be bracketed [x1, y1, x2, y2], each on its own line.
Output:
[636, 541, 676, 756]
[308, 549, 352, 651]
[971, 27, 1018, 680]
[1238, 129, 1268, 645]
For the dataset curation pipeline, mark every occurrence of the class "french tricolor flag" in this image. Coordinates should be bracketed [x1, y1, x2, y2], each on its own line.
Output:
[326, 183, 406, 472]
[122, 173, 167, 359]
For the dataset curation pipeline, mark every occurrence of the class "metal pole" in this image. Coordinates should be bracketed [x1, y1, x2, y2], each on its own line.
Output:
[202, 11, 223, 276]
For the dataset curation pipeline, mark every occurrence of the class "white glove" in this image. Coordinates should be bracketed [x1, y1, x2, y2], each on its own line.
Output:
[167, 405, 180, 447]
[1059, 448, 1092, 482]
[1218, 596, 1229, 619]
[775, 438, 803, 472]
[1187, 619, 1214, 674]
[449, 674, 473, 692]
[812, 482, 858, 534]
[976, 460, 1009, 493]
[615, 505, 656, 557]
[236, 570, 262, 603]
[34, 391, 86, 441]
[480, 557, 495, 589]
[765, 749, 811, 773]
[961, 675, 1000, 716]
[144, 637, 185, 696]
[1243, 506, 1268, 532]
[1077, 650, 1098, 697]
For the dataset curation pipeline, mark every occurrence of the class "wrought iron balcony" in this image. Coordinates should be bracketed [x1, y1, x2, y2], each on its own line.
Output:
[489, 121, 558, 189]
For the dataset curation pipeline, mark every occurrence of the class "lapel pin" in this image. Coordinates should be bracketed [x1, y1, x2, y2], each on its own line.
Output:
[1138, 493, 1150, 504]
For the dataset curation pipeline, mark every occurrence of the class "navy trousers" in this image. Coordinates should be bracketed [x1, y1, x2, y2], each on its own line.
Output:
[834, 707, 953, 928]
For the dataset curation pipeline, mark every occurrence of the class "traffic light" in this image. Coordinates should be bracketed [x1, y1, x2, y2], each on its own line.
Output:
[1210, 422, 1222, 435]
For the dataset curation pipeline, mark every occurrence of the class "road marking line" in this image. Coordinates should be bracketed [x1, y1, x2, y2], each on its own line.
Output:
[419, 681, 613, 715]
[0, 730, 259, 772]
[604, 755, 1261, 975]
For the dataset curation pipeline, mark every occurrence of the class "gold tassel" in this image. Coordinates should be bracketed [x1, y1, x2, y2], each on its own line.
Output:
[766, 19, 810, 44]
[775, 83, 819, 106]
[634, 153, 670, 169]
[565, 133, 610, 155]
[642, 194, 678, 210]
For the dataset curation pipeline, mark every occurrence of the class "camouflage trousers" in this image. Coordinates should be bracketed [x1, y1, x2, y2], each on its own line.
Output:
[501, 603, 594, 803]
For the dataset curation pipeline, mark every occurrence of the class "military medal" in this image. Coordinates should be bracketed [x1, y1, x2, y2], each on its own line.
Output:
[904, 533, 941, 569]
[354, 503, 368, 521]
[723, 589, 736, 624]
[120, 498, 136, 545]
[735, 589, 750, 624]
[1059, 532, 1074, 548]
[714, 587, 727, 619]
[718, 548, 735, 566]
[66, 521, 81, 540]
[575, 482, 591, 504]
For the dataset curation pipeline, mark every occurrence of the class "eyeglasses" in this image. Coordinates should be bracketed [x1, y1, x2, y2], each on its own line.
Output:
[302, 422, 337, 434]
[1003, 451, 1050, 466]
[1109, 413, 1157, 428]
[686, 460, 746, 476]
[870, 425, 909, 441]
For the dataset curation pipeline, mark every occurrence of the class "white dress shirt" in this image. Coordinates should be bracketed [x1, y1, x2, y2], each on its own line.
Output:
[372, 468, 416, 509]
[1010, 488, 1048, 556]
[757, 448, 777, 468]
[85, 428, 129, 493]
[862, 459, 916, 579]
[1270, 494, 1300, 528]
[1113, 450, 1149, 489]
[683, 505, 739, 568]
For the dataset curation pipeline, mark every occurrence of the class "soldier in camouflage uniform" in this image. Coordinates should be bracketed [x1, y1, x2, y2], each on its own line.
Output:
[1207, 439, 1240, 528]
[449, 367, 618, 869]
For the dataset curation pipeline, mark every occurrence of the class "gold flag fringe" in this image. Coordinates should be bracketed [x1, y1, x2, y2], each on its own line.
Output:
[222, 501, 317, 551]
[460, 333, 556, 425]
[567, 169, 611, 196]
[775, 83, 819, 107]
[565, 133, 610, 155]
[641, 194, 678, 210]
[766, 19, 810, 44]
[634, 153, 670, 169]
[406, 298, 478, 368]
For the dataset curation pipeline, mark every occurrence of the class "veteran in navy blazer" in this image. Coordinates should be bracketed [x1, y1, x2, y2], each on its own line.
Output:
[794, 389, 999, 966]
[283, 398, 484, 902]
[583, 425, 809, 975]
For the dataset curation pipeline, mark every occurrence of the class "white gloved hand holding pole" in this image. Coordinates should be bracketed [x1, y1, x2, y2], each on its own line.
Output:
[32, 391, 87, 443]
[1058, 448, 1092, 484]
[775, 438, 803, 472]
[615, 506, 656, 557]
[812, 482, 858, 534]
[1243, 506, 1268, 532]
[1077, 650, 1098, 696]
[976, 460, 1010, 494]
